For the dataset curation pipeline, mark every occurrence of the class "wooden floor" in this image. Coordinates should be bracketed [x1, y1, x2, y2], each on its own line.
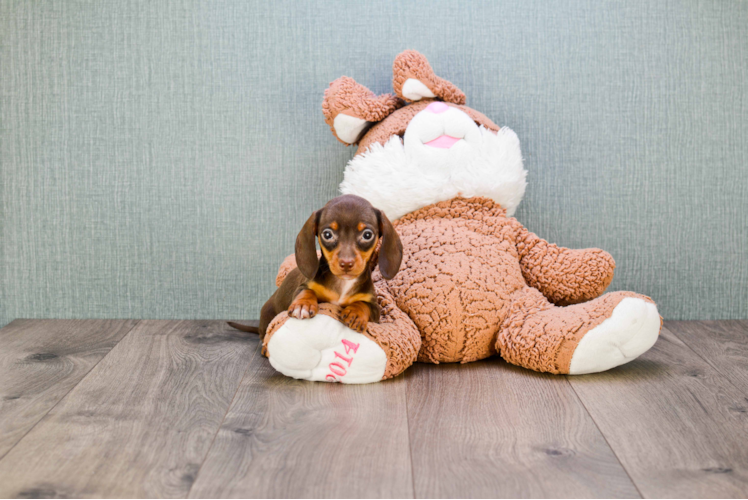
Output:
[0, 320, 747, 498]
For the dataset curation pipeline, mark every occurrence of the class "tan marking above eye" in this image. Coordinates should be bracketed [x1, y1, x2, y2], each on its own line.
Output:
[357, 222, 366, 231]
[329, 222, 339, 230]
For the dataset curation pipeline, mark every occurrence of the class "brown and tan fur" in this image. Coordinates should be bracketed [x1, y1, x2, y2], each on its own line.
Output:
[228, 194, 402, 339]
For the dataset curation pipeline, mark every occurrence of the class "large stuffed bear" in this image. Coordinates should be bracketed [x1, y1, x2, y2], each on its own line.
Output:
[262, 50, 661, 384]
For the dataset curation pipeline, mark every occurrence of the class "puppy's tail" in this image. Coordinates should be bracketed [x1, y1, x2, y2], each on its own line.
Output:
[227, 321, 260, 334]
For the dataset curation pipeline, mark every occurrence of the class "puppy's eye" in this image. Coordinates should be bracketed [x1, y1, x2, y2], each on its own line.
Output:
[361, 230, 374, 241]
[322, 229, 335, 241]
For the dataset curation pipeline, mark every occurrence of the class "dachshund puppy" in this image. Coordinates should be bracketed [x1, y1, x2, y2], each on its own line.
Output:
[228, 194, 402, 340]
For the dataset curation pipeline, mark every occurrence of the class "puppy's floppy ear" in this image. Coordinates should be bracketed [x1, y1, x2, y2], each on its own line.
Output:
[376, 209, 403, 280]
[295, 210, 320, 279]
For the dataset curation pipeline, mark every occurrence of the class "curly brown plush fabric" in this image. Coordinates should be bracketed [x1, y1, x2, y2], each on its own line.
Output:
[390, 197, 526, 364]
[269, 196, 656, 375]
[516, 227, 616, 306]
[322, 76, 404, 144]
[497, 287, 654, 373]
[266, 50, 660, 382]
[387, 197, 655, 372]
[367, 275, 422, 379]
[392, 49, 466, 104]
[275, 253, 302, 287]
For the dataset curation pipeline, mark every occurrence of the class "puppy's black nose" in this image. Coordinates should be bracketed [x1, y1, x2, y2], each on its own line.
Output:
[339, 258, 355, 272]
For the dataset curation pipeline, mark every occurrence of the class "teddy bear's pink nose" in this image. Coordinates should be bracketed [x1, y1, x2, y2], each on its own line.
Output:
[426, 101, 449, 114]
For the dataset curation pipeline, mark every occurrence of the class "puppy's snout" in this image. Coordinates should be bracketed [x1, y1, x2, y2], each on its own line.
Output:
[338, 257, 355, 272]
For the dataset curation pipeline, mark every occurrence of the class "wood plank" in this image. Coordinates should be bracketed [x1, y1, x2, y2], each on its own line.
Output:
[0, 320, 259, 499]
[0, 319, 138, 459]
[406, 359, 639, 498]
[667, 320, 748, 394]
[188, 351, 413, 498]
[568, 327, 748, 498]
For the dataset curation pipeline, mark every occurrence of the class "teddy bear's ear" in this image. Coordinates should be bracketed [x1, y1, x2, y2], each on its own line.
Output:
[392, 50, 466, 105]
[322, 77, 404, 145]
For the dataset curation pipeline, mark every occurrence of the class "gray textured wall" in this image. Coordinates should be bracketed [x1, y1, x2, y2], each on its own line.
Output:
[2, 0, 747, 327]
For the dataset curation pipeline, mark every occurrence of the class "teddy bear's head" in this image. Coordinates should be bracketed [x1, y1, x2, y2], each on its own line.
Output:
[322, 50, 527, 220]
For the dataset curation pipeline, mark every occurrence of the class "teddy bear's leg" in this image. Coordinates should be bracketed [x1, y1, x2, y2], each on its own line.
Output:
[263, 281, 421, 384]
[497, 287, 661, 375]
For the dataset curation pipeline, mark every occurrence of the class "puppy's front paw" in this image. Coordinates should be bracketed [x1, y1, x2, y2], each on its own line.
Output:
[341, 303, 370, 333]
[289, 292, 319, 320]
[290, 304, 318, 319]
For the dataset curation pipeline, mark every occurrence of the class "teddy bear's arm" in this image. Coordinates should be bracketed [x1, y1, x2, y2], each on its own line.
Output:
[515, 227, 616, 306]
[367, 277, 422, 379]
[275, 254, 299, 286]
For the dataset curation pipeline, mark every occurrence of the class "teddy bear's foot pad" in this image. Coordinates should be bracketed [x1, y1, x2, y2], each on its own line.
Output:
[267, 315, 388, 384]
[569, 297, 660, 375]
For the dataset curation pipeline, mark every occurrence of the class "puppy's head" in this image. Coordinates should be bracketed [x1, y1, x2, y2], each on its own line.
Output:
[295, 194, 403, 281]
